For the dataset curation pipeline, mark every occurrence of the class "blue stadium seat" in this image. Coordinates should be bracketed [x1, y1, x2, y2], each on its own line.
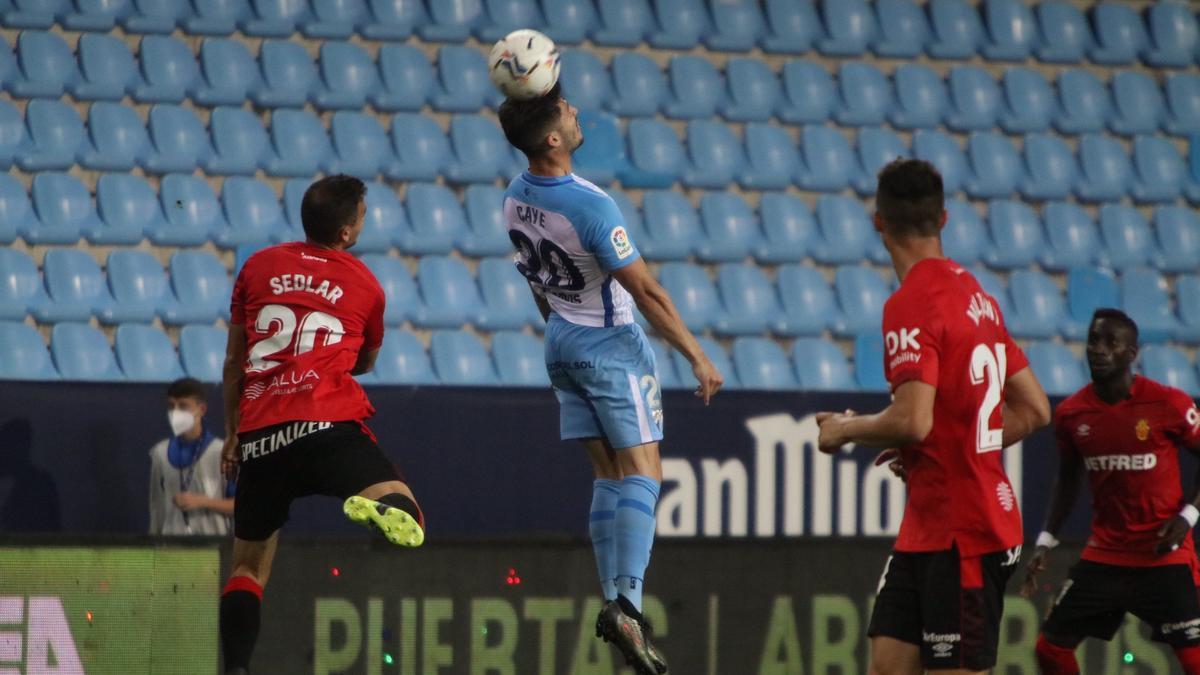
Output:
[0, 249, 47, 321]
[217, 177, 284, 248]
[774, 264, 839, 336]
[18, 99, 85, 172]
[573, 110, 626, 186]
[0, 36, 14, 92]
[372, 330, 437, 385]
[981, 0, 1036, 60]
[818, 0, 875, 56]
[741, 123, 798, 191]
[476, 0, 544, 42]
[965, 132, 1020, 199]
[490, 331, 549, 387]
[609, 52, 666, 117]
[620, 119, 684, 189]
[145, 104, 212, 174]
[853, 126, 908, 195]
[80, 102, 151, 172]
[942, 199, 987, 266]
[797, 125, 859, 192]
[1098, 204, 1155, 270]
[194, 38, 262, 106]
[51, 323, 122, 381]
[277, 177, 308, 240]
[124, 0, 189, 34]
[73, 34, 138, 101]
[640, 191, 700, 261]
[833, 265, 889, 336]
[697, 193, 760, 263]
[853, 332, 887, 392]
[1055, 69, 1112, 134]
[243, 0, 312, 37]
[359, 254, 423, 326]
[133, 35, 199, 104]
[1132, 136, 1197, 204]
[25, 173, 96, 246]
[416, 256, 487, 328]
[559, 50, 613, 113]
[970, 265, 1012, 317]
[814, 195, 886, 266]
[184, 0, 251, 34]
[266, 109, 333, 177]
[178, 325, 225, 382]
[732, 337, 796, 390]
[658, 262, 722, 332]
[664, 55, 722, 119]
[756, 193, 814, 264]
[1018, 134, 1078, 201]
[1041, 202, 1104, 271]
[945, 66, 1001, 132]
[92, 174, 158, 245]
[115, 324, 183, 382]
[873, 0, 929, 58]
[351, 180, 406, 252]
[793, 336, 855, 391]
[0, 322, 57, 380]
[430, 330, 497, 385]
[998, 67, 1054, 133]
[592, 0, 654, 46]
[0, 174, 25, 245]
[2, 0, 68, 28]
[446, 115, 518, 184]
[1089, 2, 1147, 65]
[1144, 1, 1198, 68]
[165, 251, 230, 325]
[206, 106, 270, 175]
[151, 174, 223, 247]
[1026, 342, 1086, 397]
[1122, 268, 1178, 343]
[834, 62, 890, 127]
[432, 45, 500, 112]
[1154, 207, 1200, 273]
[399, 183, 465, 255]
[419, 0, 485, 42]
[459, 186, 511, 257]
[389, 113, 451, 182]
[1166, 74, 1200, 136]
[927, 0, 984, 59]
[778, 61, 837, 124]
[36, 249, 112, 323]
[1076, 134, 1132, 202]
[983, 199, 1044, 269]
[1006, 269, 1072, 339]
[1141, 346, 1199, 395]
[682, 120, 745, 190]
[1066, 267, 1118, 327]
[1110, 71, 1165, 136]
[761, 0, 818, 53]
[0, 101, 27, 171]
[722, 58, 782, 123]
[648, 339, 681, 389]
[675, 336, 739, 390]
[541, 0, 596, 44]
[648, 0, 710, 50]
[374, 44, 433, 111]
[1034, 1, 1091, 63]
[1176, 275, 1200, 343]
[477, 258, 542, 331]
[705, 0, 764, 52]
[889, 64, 948, 130]
[715, 264, 780, 336]
[314, 41, 380, 110]
[11, 31, 77, 99]
[330, 111, 394, 179]
[304, 0, 369, 38]
[913, 130, 969, 195]
[362, 0, 425, 40]
[253, 40, 316, 108]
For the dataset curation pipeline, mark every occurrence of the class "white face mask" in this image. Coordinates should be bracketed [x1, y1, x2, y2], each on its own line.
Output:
[168, 409, 196, 437]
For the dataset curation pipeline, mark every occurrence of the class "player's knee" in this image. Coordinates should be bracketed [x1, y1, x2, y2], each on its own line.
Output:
[1035, 633, 1080, 675]
[1175, 645, 1200, 675]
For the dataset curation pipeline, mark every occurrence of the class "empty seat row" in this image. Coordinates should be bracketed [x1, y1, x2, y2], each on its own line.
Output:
[1027, 340, 1200, 397]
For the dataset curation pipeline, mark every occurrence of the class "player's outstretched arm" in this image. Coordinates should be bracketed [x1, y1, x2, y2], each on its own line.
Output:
[816, 380, 936, 453]
[612, 258, 723, 405]
[1022, 451, 1084, 596]
[221, 323, 247, 480]
[1001, 367, 1052, 448]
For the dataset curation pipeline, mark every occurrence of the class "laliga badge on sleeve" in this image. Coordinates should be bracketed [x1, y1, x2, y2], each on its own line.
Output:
[611, 226, 633, 260]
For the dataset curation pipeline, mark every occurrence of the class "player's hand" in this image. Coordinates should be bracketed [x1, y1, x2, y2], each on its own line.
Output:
[1020, 546, 1051, 598]
[691, 356, 723, 406]
[874, 448, 908, 482]
[221, 435, 240, 482]
[816, 410, 854, 454]
[1155, 515, 1191, 556]
[173, 492, 208, 512]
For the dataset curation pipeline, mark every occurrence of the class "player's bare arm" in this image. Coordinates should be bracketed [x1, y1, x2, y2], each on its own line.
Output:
[1021, 451, 1084, 597]
[350, 348, 380, 376]
[221, 323, 247, 481]
[612, 258, 723, 405]
[527, 283, 551, 322]
[1001, 366, 1052, 448]
[816, 380, 936, 452]
[1157, 460, 1200, 555]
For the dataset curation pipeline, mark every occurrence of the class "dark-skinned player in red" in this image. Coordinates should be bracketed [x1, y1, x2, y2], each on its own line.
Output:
[1023, 309, 1200, 675]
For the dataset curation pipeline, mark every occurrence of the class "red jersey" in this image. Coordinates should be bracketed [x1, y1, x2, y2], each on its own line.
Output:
[230, 242, 385, 433]
[884, 258, 1030, 557]
[1055, 376, 1200, 567]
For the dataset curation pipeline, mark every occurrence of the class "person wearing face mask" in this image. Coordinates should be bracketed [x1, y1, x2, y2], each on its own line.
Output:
[149, 377, 233, 536]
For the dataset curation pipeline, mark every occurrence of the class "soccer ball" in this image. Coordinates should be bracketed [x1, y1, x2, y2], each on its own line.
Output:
[488, 29, 561, 101]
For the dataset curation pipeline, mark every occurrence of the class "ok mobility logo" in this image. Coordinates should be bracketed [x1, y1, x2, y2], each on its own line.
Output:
[0, 596, 84, 674]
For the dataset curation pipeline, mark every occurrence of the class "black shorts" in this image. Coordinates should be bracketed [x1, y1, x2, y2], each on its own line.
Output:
[868, 544, 1021, 670]
[1043, 559, 1200, 647]
[233, 421, 402, 541]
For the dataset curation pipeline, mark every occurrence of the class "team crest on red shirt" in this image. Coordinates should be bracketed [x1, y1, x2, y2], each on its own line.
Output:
[1135, 419, 1150, 441]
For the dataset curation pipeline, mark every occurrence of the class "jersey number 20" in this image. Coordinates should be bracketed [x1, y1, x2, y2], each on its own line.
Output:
[970, 343, 1008, 454]
[247, 304, 345, 373]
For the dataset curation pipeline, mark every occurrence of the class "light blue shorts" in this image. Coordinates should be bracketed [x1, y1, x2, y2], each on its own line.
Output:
[545, 314, 664, 450]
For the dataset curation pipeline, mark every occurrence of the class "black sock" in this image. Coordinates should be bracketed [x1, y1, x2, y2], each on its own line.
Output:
[220, 583, 261, 673]
[378, 492, 423, 526]
[617, 594, 644, 622]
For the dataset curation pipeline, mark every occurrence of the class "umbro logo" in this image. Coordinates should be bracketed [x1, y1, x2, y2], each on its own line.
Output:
[932, 643, 953, 656]
[1076, 424, 1091, 437]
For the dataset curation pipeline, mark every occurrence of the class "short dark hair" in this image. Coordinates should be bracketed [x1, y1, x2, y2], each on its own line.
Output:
[1091, 308, 1139, 345]
[301, 175, 366, 245]
[497, 83, 563, 157]
[167, 377, 207, 403]
[875, 159, 945, 239]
